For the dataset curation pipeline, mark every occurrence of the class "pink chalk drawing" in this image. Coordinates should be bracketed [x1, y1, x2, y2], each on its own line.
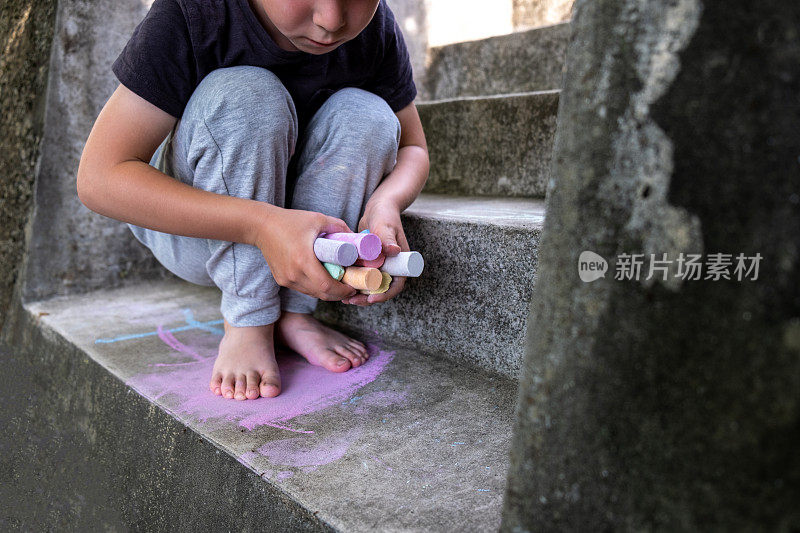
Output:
[104, 309, 409, 472]
[153, 325, 203, 364]
[124, 326, 400, 435]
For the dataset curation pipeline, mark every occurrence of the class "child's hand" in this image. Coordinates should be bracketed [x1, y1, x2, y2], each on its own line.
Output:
[346, 200, 409, 305]
[253, 207, 357, 301]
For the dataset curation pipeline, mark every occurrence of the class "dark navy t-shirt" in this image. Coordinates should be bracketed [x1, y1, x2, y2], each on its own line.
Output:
[112, 0, 416, 129]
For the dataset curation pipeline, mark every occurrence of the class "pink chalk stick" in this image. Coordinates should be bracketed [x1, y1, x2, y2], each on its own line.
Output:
[355, 254, 385, 268]
[314, 238, 358, 266]
[322, 232, 382, 261]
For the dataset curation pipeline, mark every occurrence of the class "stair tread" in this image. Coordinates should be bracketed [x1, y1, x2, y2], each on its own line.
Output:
[406, 193, 546, 229]
[421, 22, 571, 100]
[427, 21, 571, 53]
[419, 88, 560, 106]
[26, 280, 517, 532]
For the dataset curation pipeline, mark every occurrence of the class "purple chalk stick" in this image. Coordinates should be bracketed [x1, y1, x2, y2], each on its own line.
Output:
[322, 232, 382, 261]
[314, 238, 358, 266]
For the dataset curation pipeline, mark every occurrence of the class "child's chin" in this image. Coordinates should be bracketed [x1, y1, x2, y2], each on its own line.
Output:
[298, 38, 343, 54]
[304, 48, 334, 55]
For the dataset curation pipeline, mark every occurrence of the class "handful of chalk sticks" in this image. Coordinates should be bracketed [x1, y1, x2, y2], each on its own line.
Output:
[313, 230, 424, 295]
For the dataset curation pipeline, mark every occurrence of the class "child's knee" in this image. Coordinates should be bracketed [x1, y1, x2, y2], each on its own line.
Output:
[325, 88, 401, 153]
[187, 66, 297, 135]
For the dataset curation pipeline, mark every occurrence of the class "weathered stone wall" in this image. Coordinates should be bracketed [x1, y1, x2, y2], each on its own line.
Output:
[513, 0, 573, 29]
[22, 0, 169, 304]
[503, 0, 799, 529]
[0, 0, 57, 328]
[386, 0, 428, 89]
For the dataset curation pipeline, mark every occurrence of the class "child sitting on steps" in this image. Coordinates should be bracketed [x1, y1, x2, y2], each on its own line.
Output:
[76, 0, 429, 401]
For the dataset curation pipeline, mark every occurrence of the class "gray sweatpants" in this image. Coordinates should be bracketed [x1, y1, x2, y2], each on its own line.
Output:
[129, 66, 401, 327]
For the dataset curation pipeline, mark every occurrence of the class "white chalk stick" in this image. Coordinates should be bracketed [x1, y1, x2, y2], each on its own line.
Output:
[380, 251, 424, 277]
[314, 238, 358, 266]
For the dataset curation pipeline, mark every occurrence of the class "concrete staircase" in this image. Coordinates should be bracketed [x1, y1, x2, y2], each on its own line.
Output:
[5, 21, 569, 533]
[318, 23, 569, 379]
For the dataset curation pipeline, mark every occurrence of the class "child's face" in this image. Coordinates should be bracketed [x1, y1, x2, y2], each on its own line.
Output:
[252, 0, 381, 54]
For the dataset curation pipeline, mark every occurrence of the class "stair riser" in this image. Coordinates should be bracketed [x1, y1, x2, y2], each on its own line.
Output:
[418, 92, 559, 199]
[317, 213, 542, 379]
[420, 22, 571, 101]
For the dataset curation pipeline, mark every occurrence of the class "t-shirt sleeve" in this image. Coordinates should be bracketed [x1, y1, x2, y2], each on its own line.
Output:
[111, 0, 196, 118]
[369, 10, 417, 112]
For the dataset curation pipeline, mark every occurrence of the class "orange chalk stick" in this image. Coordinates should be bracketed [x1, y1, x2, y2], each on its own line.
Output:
[359, 271, 392, 295]
[342, 266, 382, 291]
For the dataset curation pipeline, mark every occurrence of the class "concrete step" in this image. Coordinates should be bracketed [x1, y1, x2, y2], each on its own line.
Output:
[318, 194, 545, 379]
[418, 91, 559, 199]
[420, 22, 571, 101]
[513, 1, 573, 31]
[9, 281, 517, 531]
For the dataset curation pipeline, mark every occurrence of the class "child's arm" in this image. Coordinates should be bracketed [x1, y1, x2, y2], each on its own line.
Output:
[77, 84, 357, 302]
[350, 100, 429, 305]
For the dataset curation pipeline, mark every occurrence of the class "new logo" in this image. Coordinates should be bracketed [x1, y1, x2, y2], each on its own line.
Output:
[578, 251, 608, 282]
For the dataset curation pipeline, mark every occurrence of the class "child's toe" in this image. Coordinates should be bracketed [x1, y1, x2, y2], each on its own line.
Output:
[347, 341, 368, 358]
[259, 372, 281, 397]
[260, 383, 280, 398]
[221, 374, 236, 399]
[334, 345, 363, 367]
[318, 349, 351, 372]
[209, 373, 223, 395]
[245, 371, 261, 399]
[234, 374, 247, 400]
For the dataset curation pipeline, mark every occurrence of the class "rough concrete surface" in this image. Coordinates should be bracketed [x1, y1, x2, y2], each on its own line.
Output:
[2, 281, 516, 531]
[419, 92, 559, 198]
[503, 0, 800, 529]
[421, 23, 570, 101]
[0, 301, 332, 532]
[513, 0, 573, 29]
[386, 0, 429, 91]
[0, 0, 57, 329]
[318, 194, 545, 379]
[22, 0, 169, 304]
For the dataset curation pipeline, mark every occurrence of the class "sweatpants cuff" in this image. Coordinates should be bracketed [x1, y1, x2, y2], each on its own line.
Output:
[220, 292, 281, 327]
[280, 288, 318, 315]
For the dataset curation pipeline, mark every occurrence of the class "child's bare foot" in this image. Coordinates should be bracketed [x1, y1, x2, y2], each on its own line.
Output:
[209, 320, 282, 400]
[276, 312, 369, 372]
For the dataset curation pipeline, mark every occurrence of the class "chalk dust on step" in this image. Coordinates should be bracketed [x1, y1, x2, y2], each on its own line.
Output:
[101, 309, 408, 472]
[126, 330, 399, 433]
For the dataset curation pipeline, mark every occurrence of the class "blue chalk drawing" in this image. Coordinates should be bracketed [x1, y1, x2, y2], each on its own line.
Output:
[95, 308, 223, 344]
[342, 395, 363, 405]
[182, 309, 224, 335]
